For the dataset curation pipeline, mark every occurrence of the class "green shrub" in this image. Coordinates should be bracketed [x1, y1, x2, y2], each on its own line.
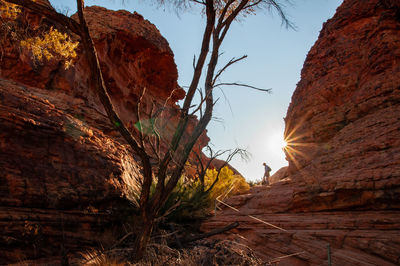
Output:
[160, 166, 249, 223]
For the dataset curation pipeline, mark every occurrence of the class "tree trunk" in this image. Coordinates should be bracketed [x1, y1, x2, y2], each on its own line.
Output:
[131, 213, 154, 262]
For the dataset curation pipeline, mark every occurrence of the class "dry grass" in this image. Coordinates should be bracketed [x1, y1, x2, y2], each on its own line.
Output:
[79, 239, 264, 266]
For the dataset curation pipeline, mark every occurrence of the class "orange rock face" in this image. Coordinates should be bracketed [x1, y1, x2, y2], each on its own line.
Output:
[1, 5, 185, 123]
[284, 0, 400, 212]
[0, 79, 140, 263]
[202, 0, 400, 265]
[0, 4, 206, 264]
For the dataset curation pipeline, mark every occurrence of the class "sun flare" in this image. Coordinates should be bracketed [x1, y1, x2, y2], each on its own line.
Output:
[281, 139, 288, 150]
[282, 112, 318, 172]
[265, 133, 288, 155]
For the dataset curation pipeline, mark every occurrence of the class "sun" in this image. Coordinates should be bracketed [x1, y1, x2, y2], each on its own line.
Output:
[265, 132, 288, 155]
[282, 111, 318, 172]
[281, 138, 288, 150]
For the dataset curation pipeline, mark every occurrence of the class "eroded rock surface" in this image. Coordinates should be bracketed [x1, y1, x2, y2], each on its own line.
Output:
[202, 0, 400, 265]
[0, 4, 193, 264]
[0, 78, 141, 263]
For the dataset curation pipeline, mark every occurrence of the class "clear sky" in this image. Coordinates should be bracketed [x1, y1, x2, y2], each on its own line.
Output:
[50, 0, 343, 181]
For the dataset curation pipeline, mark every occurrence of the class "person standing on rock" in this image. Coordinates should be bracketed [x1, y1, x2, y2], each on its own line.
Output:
[262, 162, 271, 185]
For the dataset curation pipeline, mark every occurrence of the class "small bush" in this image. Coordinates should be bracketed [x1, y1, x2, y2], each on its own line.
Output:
[157, 176, 209, 223]
[247, 179, 262, 187]
[204, 166, 249, 200]
[160, 166, 249, 223]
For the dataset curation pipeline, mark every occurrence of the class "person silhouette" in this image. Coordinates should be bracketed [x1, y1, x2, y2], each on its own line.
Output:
[262, 162, 271, 185]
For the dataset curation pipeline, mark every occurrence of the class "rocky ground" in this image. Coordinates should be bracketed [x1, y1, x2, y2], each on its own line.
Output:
[203, 184, 400, 265]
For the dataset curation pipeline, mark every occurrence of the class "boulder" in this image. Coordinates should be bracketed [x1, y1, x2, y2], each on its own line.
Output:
[269, 166, 288, 185]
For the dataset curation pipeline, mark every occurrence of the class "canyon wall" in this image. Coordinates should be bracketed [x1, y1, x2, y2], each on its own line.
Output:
[0, 3, 204, 263]
[202, 0, 400, 265]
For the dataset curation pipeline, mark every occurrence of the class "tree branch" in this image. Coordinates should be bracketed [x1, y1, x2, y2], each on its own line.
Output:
[75, 0, 153, 214]
[181, 0, 215, 113]
[214, 82, 271, 93]
[212, 55, 247, 86]
[136, 87, 147, 149]
[170, 222, 239, 247]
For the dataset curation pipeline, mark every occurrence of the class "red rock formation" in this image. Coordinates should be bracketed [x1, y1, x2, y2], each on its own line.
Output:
[0, 4, 185, 123]
[202, 0, 400, 265]
[0, 4, 207, 264]
[269, 166, 288, 185]
[0, 78, 141, 263]
[284, 0, 400, 212]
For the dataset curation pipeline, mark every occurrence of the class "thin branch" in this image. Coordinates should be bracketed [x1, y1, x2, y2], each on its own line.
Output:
[136, 87, 147, 149]
[214, 82, 272, 93]
[148, 135, 161, 162]
[153, 86, 179, 137]
[175, 222, 239, 246]
[189, 0, 206, 5]
[181, 0, 215, 113]
[192, 149, 204, 175]
[219, 0, 250, 33]
[212, 55, 247, 85]
[205, 162, 225, 193]
[75, 0, 153, 214]
[217, 86, 234, 117]
[110, 232, 134, 249]
[190, 88, 212, 116]
[264, 0, 296, 30]
[243, 0, 263, 10]
[217, 0, 236, 26]
[205, 147, 249, 193]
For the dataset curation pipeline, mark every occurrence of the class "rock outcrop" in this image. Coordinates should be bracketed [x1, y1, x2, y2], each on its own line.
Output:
[269, 166, 288, 185]
[0, 4, 187, 134]
[0, 78, 140, 263]
[0, 4, 204, 264]
[202, 0, 400, 265]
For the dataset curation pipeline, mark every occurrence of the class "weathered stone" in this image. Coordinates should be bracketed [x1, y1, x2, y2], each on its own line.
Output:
[269, 166, 288, 185]
[0, 78, 140, 263]
[0, 4, 196, 263]
[202, 0, 400, 265]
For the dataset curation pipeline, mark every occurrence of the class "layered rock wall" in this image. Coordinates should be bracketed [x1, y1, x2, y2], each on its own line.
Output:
[0, 4, 197, 263]
[202, 0, 400, 265]
[283, 0, 400, 211]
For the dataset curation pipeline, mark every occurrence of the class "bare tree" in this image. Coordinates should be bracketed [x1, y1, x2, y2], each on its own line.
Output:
[191, 145, 249, 193]
[3, 0, 292, 261]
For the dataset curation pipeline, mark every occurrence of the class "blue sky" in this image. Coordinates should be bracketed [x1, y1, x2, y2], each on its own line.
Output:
[50, 0, 343, 181]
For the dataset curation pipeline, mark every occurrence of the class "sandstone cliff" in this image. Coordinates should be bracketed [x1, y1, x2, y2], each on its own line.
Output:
[0, 4, 205, 263]
[202, 0, 400, 265]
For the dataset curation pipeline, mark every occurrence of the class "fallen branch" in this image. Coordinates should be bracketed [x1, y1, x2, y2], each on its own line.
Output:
[170, 224, 183, 249]
[216, 198, 288, 233]
[269, 251, 306, 263]
[170, 222, 239, 248]
[110, 232, 133, 250]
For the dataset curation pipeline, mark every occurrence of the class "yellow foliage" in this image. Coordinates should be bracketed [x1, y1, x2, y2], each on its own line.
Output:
[20, 27, 79, 69]
[216, 0, 256, 19]
[0, 0, 20, 19]
[0, 0, 78, 69]
[204, 166, 249, 200]
[0, 0, 38, 19]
